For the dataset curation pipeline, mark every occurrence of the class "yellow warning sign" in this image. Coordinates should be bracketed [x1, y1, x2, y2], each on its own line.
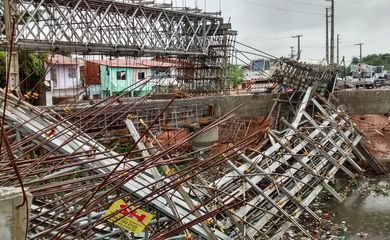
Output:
[102, 199, 154, 234]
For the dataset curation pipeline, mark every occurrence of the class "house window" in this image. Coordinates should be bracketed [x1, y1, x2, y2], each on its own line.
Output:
[153, 68, 169, 77]
[117, 71, 127, 80]
[138, 72, 145, 80]
[68, 68, 77, 78]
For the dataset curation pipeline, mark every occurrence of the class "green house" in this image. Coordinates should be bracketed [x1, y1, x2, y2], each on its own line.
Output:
[99, 59, 153, 98]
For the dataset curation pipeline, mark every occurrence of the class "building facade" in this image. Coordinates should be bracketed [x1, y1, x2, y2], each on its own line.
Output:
[45, 55, 84, 105]
[84, 58, 176, 99]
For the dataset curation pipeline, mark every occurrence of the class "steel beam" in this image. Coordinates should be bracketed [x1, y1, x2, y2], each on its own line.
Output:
[0, 0, 232, 56]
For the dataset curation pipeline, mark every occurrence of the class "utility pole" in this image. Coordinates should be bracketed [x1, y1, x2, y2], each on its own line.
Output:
[290, 46, 295, 59]
[291, 34, 303, 60]
[330, 0, 335, 64]
[355, 43, 364, 63]
[325, 8, 329, 64]
[337, 34, 340, 65]
[326, 0, 335, 64]
[341, 56, 346, 88]
[4, 0, 20, 92]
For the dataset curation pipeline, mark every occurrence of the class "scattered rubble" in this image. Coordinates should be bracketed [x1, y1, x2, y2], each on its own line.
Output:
[351, 114, 390, 173]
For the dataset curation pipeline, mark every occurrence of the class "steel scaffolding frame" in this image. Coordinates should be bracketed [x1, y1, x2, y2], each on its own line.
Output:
[210, 88, 363, 239]
[1, 0, 236, 94]
[0, 0, 232, 56]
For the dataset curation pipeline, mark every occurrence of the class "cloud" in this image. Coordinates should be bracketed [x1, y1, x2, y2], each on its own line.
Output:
[202, 0, 390, 63]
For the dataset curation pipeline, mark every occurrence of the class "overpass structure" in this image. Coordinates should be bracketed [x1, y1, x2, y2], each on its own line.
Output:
[0, 0, 236, 93]
[0, 0, 233, 55]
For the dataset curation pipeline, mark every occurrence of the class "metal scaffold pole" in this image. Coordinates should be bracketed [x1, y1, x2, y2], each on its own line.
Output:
[4, 0, 20, 93]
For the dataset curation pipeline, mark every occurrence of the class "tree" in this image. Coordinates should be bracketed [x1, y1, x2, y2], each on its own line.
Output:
[18, 51, 47, 89]
[0, 51, 46, 90]
[346, 54, 390, 76]
[0, 52, 6, 84]
[227, 64, 244, 88]
[361, 54, 390, 70]
[350, 54, 390, 69]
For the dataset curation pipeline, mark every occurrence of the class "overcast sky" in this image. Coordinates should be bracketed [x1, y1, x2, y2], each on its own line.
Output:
[167, 0, 390, 64]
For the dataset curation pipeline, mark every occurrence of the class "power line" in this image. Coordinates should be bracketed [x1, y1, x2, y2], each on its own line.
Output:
[302, 45, 325, 49]
[241, 35, 292, 42]
[240, 0, 324, 16]
[302, 44, 356, 49]
[279, 0, 327, 8]
[235, 40, 278, 59]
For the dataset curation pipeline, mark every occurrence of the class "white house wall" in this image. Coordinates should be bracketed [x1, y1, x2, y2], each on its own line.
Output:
[45, 63, 84, 99]
[45, 64, 82, 89]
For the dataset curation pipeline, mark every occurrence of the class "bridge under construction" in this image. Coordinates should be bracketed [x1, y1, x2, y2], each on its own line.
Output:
[0, 1, 387, 240]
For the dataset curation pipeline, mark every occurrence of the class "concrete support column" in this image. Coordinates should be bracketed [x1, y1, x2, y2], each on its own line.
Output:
[0, 187, 32, 240]
[192, 126, 219, 150]
[7, 53, 20, 91]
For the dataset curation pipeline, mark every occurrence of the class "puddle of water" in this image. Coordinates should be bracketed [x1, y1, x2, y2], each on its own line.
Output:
[330, 177, 390, 240]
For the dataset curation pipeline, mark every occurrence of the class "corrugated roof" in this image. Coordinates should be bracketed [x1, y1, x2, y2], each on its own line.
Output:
[89, 58, 176, 68]
[46, 54, 83, 65]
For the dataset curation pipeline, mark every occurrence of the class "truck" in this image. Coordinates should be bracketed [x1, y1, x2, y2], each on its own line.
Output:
[349, 64, 376, 88]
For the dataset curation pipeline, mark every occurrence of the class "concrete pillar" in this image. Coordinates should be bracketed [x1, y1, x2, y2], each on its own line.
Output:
[0, 187, 32, 240]
[45, 91, 53, 106]
[192, 126, 219, 150]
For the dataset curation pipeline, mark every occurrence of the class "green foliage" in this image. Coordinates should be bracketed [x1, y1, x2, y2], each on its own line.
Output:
[227, 64, 244, 87]
[351, 57, 359, 65]
[116, 145, 130, 154]
[346, 54, 390, 75]
[0, 52, 6, 85]
[0, 51, 46, 89]
[154, 85, 169, 93]
[348, 178, 360, 189]
[342, 65, 352, 77]
[361, 53, 390, 70]
[19, 51, 47, 86]
[350, 54, 390, 69]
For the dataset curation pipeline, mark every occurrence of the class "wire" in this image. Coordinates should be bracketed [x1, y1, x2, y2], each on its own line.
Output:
[235, 40, 278, 59]
[241, 35, 292, 42]
[240, 0, 324, 16]
[278, 0, 327, 8]
[302, 44, 357, 49]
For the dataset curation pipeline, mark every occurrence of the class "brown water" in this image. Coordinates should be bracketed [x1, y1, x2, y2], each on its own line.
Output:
[330, 177, 390, 240]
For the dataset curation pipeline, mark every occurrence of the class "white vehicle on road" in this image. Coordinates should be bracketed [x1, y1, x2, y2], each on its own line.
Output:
[350, 64, 376, 88]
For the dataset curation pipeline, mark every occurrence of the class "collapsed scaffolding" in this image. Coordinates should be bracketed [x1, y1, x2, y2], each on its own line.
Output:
[0, 58, 371, 239]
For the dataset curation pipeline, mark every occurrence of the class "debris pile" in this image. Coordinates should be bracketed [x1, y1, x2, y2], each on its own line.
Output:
[0, 59, 370, 239]
[351, 114, 390, 172]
